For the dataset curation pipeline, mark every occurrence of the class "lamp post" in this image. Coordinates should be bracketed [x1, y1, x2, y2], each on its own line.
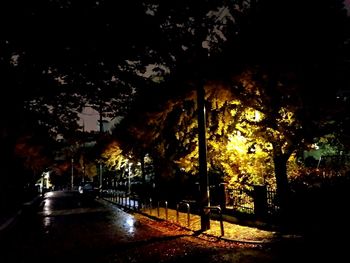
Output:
[41, 172, 45, 197]
[71, 158, 74, 190]
[99, 103, 104, 191]
[99, 163, 103, 190]
[128, 163, 133, 194]
[197, 82, 210, 231]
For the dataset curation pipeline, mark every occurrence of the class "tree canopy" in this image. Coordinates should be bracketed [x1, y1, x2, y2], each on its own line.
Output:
[1, 0, 349, 218]
[100, 0, 350, 217]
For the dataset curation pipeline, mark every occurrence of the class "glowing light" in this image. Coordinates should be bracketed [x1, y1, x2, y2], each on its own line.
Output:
[42, 199, 53, 216]
[43, 216, 52, 229]
[43, 172, 50, 179]
[44, 191, 55, 198]
[254, 110, 262, 121]
[226, 133, 247, 154]
[125, 217, 135, 234]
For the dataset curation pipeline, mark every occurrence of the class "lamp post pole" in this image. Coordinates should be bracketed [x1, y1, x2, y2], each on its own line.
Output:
[99, 163, 103, 190]
[41, 172, 44, 197]
[99, 103, 104, 191]
[128, 163, 132, 194]
[71, 158, 74, 190]
[197, 82, 210, 231]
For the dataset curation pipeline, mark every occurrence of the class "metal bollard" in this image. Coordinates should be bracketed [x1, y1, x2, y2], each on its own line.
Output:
[204, 205, 224, 236]
[157, 200, 168, 220]
[176, 202, 191, 227]
[149, 198, 152, 215]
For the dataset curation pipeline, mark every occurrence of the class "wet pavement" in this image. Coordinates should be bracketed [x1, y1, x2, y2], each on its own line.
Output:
[0, 191, 347, 262]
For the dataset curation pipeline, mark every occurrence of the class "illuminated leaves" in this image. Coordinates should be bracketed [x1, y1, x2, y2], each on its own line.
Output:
[112, 75, 298, 189]
[101, 141, 128, 171]
[105, 67, 309, 193]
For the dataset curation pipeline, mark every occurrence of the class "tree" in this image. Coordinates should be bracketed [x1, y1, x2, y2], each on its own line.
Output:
[109, 0, 350, 218]
[0, 0, 153, 202]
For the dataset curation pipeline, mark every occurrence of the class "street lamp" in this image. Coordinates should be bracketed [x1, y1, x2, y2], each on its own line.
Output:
[197, 82, 210, 230]
[71, 158, 74, 190]
[99, 163, 103, 190]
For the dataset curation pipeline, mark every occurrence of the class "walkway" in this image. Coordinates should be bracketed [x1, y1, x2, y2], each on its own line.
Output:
[0, 195, 42, 235]
[101, 196, 301, 244]
[1, 193, 300, 244]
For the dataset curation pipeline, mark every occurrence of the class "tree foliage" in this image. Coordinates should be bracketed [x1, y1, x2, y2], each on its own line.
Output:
[1, 1, 349, 218]
[100, 1, 350, 219]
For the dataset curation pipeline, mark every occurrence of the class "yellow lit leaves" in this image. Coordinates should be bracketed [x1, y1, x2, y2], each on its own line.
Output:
[226, 132, 247, 154]
[101, 141, 128, 171]
[175, 145, 198, 174]
[205, 83, 234, 110]
[170, 80, 281, 188]
[278, 107, 295, 126]
[84, 163, 97, 179]
[215, 111, 233, 136]
[244, 108, 264, 122]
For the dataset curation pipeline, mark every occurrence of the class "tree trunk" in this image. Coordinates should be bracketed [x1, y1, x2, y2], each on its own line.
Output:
[273, 153, 290, 223]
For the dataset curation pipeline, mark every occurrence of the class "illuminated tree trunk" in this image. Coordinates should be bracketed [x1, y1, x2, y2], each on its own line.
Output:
[197, 83, 210, 231]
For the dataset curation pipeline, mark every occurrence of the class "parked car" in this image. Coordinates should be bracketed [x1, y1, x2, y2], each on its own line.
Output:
[78, 182, 99, 199]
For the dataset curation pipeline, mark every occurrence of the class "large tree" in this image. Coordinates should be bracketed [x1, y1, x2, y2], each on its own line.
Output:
[106, 0, 350, 222]
[0, 0, 151, 206]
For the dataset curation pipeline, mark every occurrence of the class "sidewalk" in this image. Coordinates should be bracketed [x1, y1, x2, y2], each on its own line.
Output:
[0, 210, 22, 234]
[102, 197, 302, 244]
[0, 195, 42, 235]
[1, 194, 301, 244]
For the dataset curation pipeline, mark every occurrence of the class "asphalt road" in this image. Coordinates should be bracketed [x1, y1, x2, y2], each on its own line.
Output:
[0, 190, 347, 263]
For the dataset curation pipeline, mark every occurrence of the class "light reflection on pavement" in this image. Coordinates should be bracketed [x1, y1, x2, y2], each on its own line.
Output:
[2, 190, 336, 263]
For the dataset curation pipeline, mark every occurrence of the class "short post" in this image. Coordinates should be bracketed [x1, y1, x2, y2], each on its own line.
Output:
[157, 201, 160, 217]
[157, 200, 168, 220]
[165, 201, 168, 220]
[149, 197, 152, 215]
[205, 206, 224, 236]
[176, 202, 191, 227]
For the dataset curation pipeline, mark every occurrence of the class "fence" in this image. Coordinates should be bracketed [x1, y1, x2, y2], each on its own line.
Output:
[101, 184, 280, 220]
[226, 188, 254, 214]
[224, 185, 279, 218]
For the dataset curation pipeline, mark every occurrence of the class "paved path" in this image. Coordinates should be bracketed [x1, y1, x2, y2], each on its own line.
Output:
[102, 196, 292, 244]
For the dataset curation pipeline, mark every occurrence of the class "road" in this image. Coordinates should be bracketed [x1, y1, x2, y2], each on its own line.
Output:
[0, 191, 346, 263]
